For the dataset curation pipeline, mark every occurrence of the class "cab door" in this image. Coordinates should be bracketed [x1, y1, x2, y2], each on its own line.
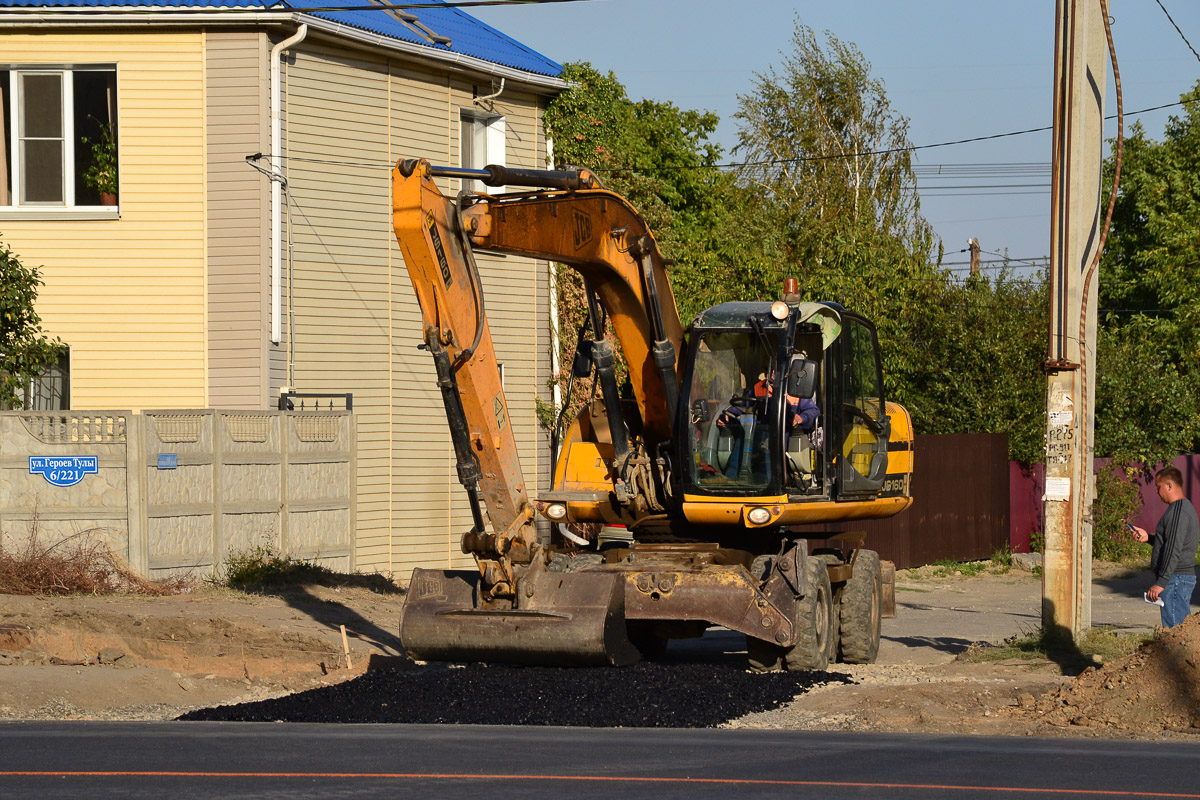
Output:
[836, 316, 890, 497]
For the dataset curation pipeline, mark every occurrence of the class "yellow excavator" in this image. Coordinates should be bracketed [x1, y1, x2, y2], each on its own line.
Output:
[392, 159, 914, 670]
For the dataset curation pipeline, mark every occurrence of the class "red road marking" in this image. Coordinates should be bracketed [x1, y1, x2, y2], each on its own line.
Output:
[0, 771, 1198, 796]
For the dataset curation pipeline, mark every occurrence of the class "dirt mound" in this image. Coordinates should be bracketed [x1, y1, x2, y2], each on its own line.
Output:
[1024, 615, 1200, 735]
[0, 599, 346, 679]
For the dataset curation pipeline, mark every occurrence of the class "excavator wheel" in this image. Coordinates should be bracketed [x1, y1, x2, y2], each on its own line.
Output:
[812, 552, 845, 662]
[838, 549, 883, 664]
[746, 556, 835, 672]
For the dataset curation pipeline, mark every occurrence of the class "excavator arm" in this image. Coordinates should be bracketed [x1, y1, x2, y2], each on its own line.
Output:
[393, 159, 685, 546]
[391, 158, 682, 665]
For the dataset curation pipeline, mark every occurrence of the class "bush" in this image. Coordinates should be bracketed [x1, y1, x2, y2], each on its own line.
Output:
[215, 545, 335, 589]
[0, 526, 191, 596]
[1092, 466, 1150, 563]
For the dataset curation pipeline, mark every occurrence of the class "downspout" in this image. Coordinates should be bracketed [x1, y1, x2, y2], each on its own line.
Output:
[271, 23, 307, 345]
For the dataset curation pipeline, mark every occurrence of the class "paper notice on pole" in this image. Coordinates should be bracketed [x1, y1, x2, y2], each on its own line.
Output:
[1044, 477, 1071, 501]
[1049, 410, 1073, 426]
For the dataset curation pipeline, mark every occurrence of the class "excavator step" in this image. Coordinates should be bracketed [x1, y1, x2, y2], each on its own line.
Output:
[399, 567, 640, 667]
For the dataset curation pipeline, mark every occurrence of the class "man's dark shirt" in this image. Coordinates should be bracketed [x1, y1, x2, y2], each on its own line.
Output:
[1151, 497, 1200, 587]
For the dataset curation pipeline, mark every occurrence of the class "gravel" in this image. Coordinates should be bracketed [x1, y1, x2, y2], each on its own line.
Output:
[178, 662, 852, 727]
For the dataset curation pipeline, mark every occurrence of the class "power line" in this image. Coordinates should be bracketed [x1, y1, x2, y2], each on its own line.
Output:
[1154, 0, 1200, 64]
[251, 97, 1187, 177]
[595, 100, 1187, 174]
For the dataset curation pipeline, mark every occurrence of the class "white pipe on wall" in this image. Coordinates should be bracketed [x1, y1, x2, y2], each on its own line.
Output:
[270, 23, 307, 345]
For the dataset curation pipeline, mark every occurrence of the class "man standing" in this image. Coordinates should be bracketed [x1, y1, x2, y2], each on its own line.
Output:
[1131, 466, 1199, 629]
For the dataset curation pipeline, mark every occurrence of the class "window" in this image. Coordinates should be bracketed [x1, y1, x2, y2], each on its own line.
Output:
[25, 350, 70, 410]
[1, 349, 70, 411]
[1, 67, 118, 210]
[459, 110, 504, 191]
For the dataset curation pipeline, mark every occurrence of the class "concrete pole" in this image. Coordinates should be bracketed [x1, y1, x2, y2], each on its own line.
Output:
[1042, 0, 1107, 638]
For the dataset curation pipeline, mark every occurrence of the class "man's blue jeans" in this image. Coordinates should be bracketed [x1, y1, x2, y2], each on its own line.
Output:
[1159, 573, 1197, 629]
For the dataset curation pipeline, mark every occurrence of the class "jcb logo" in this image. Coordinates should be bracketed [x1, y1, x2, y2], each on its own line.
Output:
[415, 575, 443, 599]
[573, 209, 593, 249]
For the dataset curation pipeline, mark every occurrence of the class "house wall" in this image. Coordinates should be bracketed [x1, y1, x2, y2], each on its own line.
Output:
[283, 40, 549, 575]
[205, 30, 270, 409]
[1, 26, 556, 579]
[0, 31, 208, 410]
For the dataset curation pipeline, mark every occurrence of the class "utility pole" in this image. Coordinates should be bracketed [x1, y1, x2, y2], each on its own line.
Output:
[1042, 0, 1108, 638]
[968, 238, 981, 275]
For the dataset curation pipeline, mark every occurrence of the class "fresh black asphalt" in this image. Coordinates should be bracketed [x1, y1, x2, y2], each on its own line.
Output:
[179, 661, 852, 726]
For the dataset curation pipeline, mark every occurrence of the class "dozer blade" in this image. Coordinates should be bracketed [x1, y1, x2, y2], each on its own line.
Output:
[399, 567, 640, 667]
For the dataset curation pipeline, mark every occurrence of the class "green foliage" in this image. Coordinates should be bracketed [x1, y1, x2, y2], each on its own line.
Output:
[733, 23, 933, 260]
[0, 239, 63, 409]
[215, 545, 334, 589]
[80, 118, 118, 197]
[540, 28, 1057, 463]
[1091, 466, 1151, 563]
[1094, 81, 1200, 463]
[1029, 529, 1045, 555]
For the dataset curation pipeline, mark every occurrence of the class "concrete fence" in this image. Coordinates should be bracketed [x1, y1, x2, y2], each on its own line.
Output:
[0, 410, 356, 578]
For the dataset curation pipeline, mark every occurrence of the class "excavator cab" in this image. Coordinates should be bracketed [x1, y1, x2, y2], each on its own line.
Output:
[680, 300, 892, 506]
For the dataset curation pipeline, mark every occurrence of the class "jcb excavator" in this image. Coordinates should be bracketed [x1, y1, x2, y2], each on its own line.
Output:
[392, 158, 914, 670]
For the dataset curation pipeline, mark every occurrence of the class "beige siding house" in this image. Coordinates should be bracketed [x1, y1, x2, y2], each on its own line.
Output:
[0, 4, 565, 577]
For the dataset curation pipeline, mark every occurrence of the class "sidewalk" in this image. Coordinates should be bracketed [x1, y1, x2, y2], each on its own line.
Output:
[883, 564, 1176, 665]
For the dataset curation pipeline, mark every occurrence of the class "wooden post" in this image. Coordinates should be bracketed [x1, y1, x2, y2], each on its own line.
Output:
[880, 560, 896, 619]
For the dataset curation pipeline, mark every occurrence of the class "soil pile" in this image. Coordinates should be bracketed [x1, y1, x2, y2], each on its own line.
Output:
[179, 662, 852, 727]
[1025, 615, 1200, 734]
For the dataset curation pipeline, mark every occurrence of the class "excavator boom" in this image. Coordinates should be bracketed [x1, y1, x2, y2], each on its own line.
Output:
[391, 159, 658, 665]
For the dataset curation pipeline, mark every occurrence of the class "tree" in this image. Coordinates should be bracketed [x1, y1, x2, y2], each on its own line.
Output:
[733, 22, 934, 264]
[1094, 81, 1200, 463]
[0, 239, 62, 409]
[542, 62, 732, 429]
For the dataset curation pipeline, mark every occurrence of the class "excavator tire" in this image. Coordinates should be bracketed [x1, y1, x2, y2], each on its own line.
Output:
[813, 553, 844, 662]
[838, 549, 883, 664]
[746, 555, 834, 672]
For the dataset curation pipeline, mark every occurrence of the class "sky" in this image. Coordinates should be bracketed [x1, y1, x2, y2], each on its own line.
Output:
[471, 0, 1200, 274]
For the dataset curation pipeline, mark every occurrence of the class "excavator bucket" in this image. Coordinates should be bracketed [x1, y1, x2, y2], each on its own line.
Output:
[399, 567, 640, 667]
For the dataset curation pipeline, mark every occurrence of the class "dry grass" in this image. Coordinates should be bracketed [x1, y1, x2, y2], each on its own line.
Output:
[0, 526, 193, 596]
[958, 625, 1150, 671]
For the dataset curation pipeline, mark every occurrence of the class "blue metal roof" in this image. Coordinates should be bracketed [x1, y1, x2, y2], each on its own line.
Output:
[0, 0, 564, 78]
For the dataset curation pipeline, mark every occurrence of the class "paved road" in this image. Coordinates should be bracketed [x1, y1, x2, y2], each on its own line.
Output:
[3, 722, 1200, 799]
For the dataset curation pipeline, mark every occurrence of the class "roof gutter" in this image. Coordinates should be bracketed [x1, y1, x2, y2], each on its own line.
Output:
[0, 10, 568, 90]
[271, 22, 307, 347]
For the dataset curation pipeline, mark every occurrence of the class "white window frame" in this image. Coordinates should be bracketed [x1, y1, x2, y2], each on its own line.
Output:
[0, 64, 119, 220]
[459, 110, 505, 192]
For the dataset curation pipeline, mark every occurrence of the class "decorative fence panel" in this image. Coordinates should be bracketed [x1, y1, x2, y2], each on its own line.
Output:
[1, 410, 355, 578]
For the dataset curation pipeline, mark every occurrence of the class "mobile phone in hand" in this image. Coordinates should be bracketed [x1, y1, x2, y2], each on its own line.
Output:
[1126, 522, 1136, 532]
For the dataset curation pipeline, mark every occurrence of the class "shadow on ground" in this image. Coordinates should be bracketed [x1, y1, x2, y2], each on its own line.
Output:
[229, 572, 406, 657]
[883, 635, 977, 655]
